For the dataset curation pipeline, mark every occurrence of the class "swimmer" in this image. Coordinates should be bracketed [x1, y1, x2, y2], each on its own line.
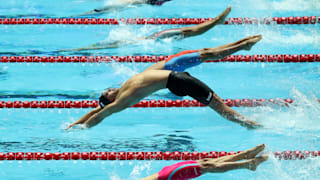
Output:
[66, 35, 262, 129]
[74, 0, 172, 17]
[60, 6, 231, 52]
[141, 144, 268, 180]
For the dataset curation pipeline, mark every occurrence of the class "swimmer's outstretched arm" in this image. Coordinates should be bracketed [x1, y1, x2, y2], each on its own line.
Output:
[66, 107, 102, 129]
[59, 46, 112, 52]
[66, 100, 130, 129]
[68, 88, 136, 129]
[59, 40, 138, 52]
[72, 0, 145, 17]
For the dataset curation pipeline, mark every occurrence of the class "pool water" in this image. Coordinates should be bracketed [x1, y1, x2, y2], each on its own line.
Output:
[0, 0, 320, 179]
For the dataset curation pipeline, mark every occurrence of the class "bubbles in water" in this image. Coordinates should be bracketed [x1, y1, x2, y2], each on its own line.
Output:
[129, 161, 152, 179]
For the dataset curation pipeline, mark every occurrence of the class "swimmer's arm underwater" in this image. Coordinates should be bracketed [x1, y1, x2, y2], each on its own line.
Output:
[58, 40, 132, 52]
[59, 46, 112, 52]
[72, 0, 145, 17]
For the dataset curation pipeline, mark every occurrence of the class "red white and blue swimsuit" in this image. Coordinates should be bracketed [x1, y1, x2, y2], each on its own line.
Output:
[164, 50, 201, 72]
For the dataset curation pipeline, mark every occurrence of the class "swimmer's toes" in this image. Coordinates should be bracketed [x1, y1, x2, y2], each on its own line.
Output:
[248, 155, 269, 171]
[216, 6, 232, 24]
[246, 144, 265, 159]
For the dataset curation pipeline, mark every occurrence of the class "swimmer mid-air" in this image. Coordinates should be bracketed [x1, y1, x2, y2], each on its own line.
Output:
[141, 144, 268, 180]
[60, 6, 231, 52]
[66, 35, 263, 130]
[74, 0, 172, 17]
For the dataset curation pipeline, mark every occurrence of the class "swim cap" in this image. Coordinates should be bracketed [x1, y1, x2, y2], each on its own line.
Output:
[99, 93, 112, 108]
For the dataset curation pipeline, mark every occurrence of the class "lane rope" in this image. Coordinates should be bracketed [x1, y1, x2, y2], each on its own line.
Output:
[0, 150, 317, 160]
[1, 54, 319, 63]
[0, 98, 316, 108]
[0, 16, 319, 25]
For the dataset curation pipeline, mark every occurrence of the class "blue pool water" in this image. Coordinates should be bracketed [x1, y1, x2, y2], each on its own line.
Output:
[0, 0, 320, 179]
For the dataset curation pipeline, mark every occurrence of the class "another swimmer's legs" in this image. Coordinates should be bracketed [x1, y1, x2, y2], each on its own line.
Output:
[180, 6, 231, 38]
[199, 35, 262, 62]
[144, 35, 261, 72]
[215, 144, 265, 163]
[200, 156, 268, 173]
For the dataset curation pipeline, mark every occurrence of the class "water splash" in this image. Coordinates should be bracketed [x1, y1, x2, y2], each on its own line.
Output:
[254, 155, 320, 180]
[248, 88, 320, 132]
[103, 0, 128, 6]
[271, 0, 320, 11]
[0, 66, 8, 74]
[103, 25, 140, 43]
[262, 27, 320, 47]
[234, 0, 320, 11]
[129, 161, 152, 179]
[110, 62, 140, 80]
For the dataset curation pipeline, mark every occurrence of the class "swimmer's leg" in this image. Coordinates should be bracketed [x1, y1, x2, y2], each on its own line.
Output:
[215, 144, 265, 163]
[140, 173, 158, 180]
[208, 91, 262, 129]
[180, 6, 231, 38]
[199, 34, 262, 62]
[199, 155, 269, 173]
[144, 35, 261, 71]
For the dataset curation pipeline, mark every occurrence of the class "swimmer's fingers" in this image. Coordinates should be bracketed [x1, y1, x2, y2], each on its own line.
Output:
[65, 124, 74, 130]
[65, 123, 88, 131]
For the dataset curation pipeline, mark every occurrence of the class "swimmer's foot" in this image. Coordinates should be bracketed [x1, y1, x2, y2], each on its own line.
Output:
[248, 155, 269, 171]
[215, 6, 232, 25]
[244, 144, 265, 159]
[243, 34, 262, 50]
[243, 120, 263, 130]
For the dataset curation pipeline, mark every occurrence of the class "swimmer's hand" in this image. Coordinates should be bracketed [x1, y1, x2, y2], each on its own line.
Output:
[65, 123, 87, 130]
[243, 120, 263, 130]
[65, 124, 75, 130]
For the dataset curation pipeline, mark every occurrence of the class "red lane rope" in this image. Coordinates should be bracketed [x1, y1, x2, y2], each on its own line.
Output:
[0, 150, 317, 160]
[1, 54, 319, 63]
[0, 16, 319, 25]
[0, 98, 316, 108]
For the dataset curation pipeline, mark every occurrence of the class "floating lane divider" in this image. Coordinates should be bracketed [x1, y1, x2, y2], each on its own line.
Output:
[0, 150, 318, 160]
[1, 54, 320, 63]
[0, 16, 319, 25]
[0, 98, 317, 108]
